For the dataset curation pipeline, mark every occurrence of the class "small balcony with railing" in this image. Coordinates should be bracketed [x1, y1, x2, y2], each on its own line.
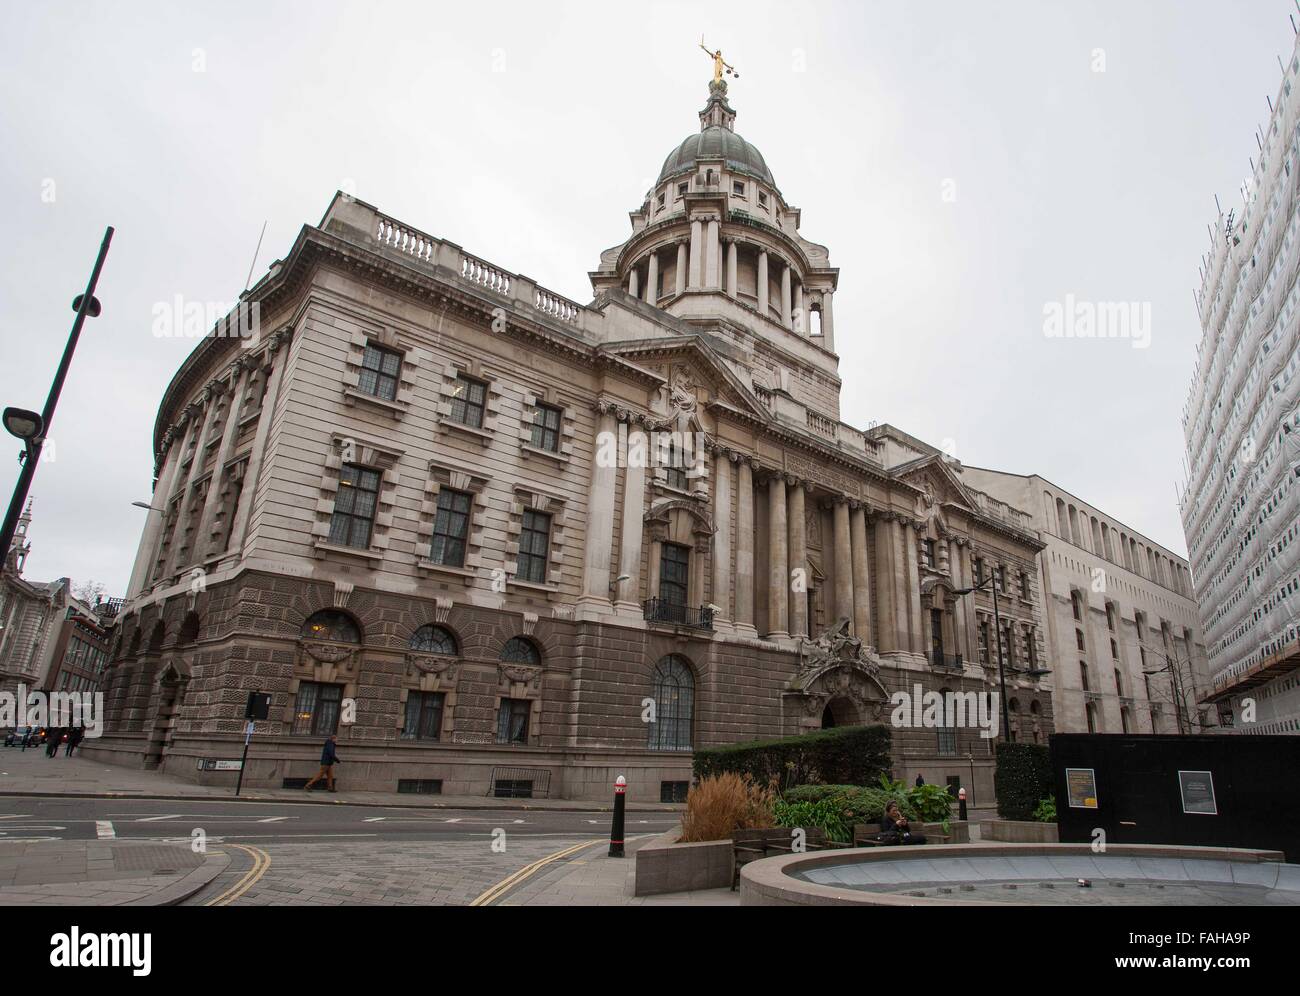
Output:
[642, 598, 714, 631]
[930, 649, 965, 674]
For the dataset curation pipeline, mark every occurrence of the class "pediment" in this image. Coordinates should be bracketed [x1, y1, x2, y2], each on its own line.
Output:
[894, 455, 977, 523]
[600, 335, 773, 423]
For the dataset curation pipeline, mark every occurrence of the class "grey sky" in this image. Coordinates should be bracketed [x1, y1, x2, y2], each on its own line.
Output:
[0, 1, 1288, 593]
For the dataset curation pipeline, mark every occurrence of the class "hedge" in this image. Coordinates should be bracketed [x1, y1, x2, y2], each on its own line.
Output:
[782, 784, 916, 825]
[994, 742, 1053, 820]
[692, 725, 892, 788]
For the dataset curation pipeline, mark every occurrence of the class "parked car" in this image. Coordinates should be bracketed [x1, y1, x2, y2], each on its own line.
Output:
[5, 726, 39, 746]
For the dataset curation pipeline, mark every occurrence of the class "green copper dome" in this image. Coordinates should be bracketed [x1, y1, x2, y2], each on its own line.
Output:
[657, 125, 775, 187]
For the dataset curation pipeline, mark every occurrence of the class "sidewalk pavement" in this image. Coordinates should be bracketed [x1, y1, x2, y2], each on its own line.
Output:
[0, 839, 229, 905]
[499, 835, 741, 906]
[0, 747, 683, 812]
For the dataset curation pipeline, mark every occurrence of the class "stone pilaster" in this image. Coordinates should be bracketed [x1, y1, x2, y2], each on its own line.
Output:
[675, 242, 687, 297]
[905, 521, 924, 654]
[644, 252, 658, 305]
[831, 498, 854, 627]
[711, 452, 732, 623]
[195, 363, 251, 561]
[874, 514, 898, 653]
[788, 479, 808, 639]
[757, 250, 769, 316]
[580, 405, 619, 608]
[850, 504, 872, 644]
[734, 457, 756, 636]
[766, 472, 788, 639]
[615, 424, 647, 611]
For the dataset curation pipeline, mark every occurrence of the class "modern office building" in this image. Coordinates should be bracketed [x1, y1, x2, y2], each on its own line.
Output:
[1182, 29, 1300, 735]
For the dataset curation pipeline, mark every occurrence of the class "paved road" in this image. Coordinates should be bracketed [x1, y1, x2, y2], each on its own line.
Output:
[0, 796, 674, 905]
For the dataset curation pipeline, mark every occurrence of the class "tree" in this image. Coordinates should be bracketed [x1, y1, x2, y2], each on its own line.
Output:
[72, 579, 106, 605]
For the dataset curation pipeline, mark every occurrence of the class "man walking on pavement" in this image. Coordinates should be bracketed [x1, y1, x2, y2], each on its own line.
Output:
[304, 734, 339, 792]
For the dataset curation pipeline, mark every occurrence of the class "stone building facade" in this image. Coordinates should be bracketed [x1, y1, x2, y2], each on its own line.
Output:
[89, 81, 1053, 802]
[962, 468, 1212, 737]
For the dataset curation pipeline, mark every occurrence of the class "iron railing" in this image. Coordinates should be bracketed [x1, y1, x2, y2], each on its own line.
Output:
[643, 598, 714, 631]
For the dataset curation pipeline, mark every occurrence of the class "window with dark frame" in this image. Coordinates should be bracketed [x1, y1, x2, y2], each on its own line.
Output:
[429, 488, 472, 567]
[496, 698, 531, 744]
[529, 403, 562, 452]
[328, 464, 380, 549]
[517, 509, 551, 584]
[292, 681, 343, 736]
[409, 624, 456, 656]
[648, 655, 695, 751]
[449, 374, 487, 428]
[358, 344, 401, 402]
[664, 438, 689, 491]
[401, 691, 445, 741]
[659, 542, 690, 606]
[922, 538, 936, 568]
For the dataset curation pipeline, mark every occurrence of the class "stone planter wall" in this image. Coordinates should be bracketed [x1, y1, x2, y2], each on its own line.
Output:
[979, 819, 1059, 843]
[634, 830, 733, 896]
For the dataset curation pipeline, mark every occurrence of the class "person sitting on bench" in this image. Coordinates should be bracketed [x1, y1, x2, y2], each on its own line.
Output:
[881, 801, 927, 845]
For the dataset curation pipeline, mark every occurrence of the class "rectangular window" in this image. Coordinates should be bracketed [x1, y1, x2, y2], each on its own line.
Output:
[328, 464, 381, 549]
[529, 403, 562, 452]
[758, 191, 768, 209]
[732, 180, 745, 197]
[922, 539, 936, 568]
[1020, 571, 1031, 599]
[995, 565, 1007, 593]
[496, 698, 531, 744]
[978, 620, 990, 665]
[677, 182, 688, 198]
[660, 542, 690, 606]
[1025, 628, 1037, 669]
[358, 344, 401, 401]
[1080, 662, 1090, 691]
[1111, 638, 1119, 660]
[429, 488, 472, 567]
[401, 691, 445, 741]
[1076, 629, 1085, 651]
[664, 438, 690, 491]
[517, 509, 552, 584]
[450, 374, 487, 428]
[293, 682, 343, 736]
[974, 558, 985, 585]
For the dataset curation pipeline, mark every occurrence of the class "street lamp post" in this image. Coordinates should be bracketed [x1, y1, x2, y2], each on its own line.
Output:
[953, 569, 1011, 741]
[0, 227, 113, 563]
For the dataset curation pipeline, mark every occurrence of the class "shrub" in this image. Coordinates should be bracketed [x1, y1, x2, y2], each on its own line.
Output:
[773, 798, 851, 843]
[907, 782, 956, 823]
[692, 725, 892, 789]
[678, 773, 776, 843]
[994, 742, 1053, 820]
[782, 784, 914, 828]
[1033, 796, 1057, 823]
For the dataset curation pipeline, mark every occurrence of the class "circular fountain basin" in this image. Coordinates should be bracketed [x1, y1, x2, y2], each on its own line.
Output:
[740, 843, 1300, 906]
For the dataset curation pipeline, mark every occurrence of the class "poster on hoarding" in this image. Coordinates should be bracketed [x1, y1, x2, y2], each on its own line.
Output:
[1178, 770, 1218, 815]
[1066, 767, 1098, 809]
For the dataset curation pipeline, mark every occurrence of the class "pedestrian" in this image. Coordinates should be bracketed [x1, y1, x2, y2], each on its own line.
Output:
[65, 726, 84, 757]
[45, 728, 62, 758]
[20, 726, 32, 751]
[914, 773, 925, 787]
[303, 734, 339, 792]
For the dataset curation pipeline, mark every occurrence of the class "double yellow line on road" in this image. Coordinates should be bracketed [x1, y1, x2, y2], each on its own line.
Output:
[206, 843, 271, 906]
[470, 838, 602, 906]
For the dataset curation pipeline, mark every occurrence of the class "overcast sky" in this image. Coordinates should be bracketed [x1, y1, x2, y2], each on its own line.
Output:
[0, 1, 1290, 593]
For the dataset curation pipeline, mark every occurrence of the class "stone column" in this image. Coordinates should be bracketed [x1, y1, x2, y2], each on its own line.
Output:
[580, 406, 619, 607]
[615, 425, 647, 610]
[230, 332, 291, 557]
[627, 266, 639, 298]
[781, 263, 793, 328]
[675, 242, 687, 296]
[766, 474, 788, 639]
[822, 290, 835, 351]
[788, 480, 808, 639]
[126, 417, 195, 599]
[644, 251, 658, 305]
[873, 516, 896, 652]
[726, 240, 738, 299]
[950, 539, 968, 660]
[734, 458, 756, 635]
[705, 217, 720, 288]
[794, 282, 805, 334]
[689, 218, 703, 288]
[165, 389, 223, 578]
[757, 250, 769, 317]
[832, 499, 854, 627]
[904, 522, 924, 654]
[850, 505, 872, 643]
[195, 363, 251, 560]
[711, 452, 732, 623]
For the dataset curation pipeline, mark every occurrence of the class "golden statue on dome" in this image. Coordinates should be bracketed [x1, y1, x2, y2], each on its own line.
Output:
[699, 36, 739, 84]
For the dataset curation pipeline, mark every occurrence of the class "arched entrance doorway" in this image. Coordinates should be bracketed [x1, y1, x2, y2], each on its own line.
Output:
[820, 695, 858, 729]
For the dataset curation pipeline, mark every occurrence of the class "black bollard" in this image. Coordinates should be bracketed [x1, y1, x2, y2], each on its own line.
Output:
[609, 774, 627, 857]
[958, 787, 968, 822]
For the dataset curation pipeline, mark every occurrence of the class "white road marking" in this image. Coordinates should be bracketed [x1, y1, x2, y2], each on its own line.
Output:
[0, 815, 35, 820]
[257, 816, 290, 823]
[363, 817, 386, 822]
[135, 815, 184, 822]
[95, 821, 115, 839]
[444, 818, 462, 823]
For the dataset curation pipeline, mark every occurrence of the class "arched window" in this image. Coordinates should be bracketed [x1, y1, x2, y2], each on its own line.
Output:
[410, 625, 457, 655]
[499, 637, 540, 665]
[301, 610, 361, 643]
[147, 621, 166, 653]
[648, 655, 695, 751]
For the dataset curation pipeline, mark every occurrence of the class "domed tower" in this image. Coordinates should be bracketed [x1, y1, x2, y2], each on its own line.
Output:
[589, 77, 842, 422]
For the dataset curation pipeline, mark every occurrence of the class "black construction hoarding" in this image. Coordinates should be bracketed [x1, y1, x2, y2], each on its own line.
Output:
[1050, 733, 1300, 862]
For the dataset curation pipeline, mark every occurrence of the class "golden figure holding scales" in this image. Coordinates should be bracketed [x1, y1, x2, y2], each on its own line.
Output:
[699, 36, 739, 82]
